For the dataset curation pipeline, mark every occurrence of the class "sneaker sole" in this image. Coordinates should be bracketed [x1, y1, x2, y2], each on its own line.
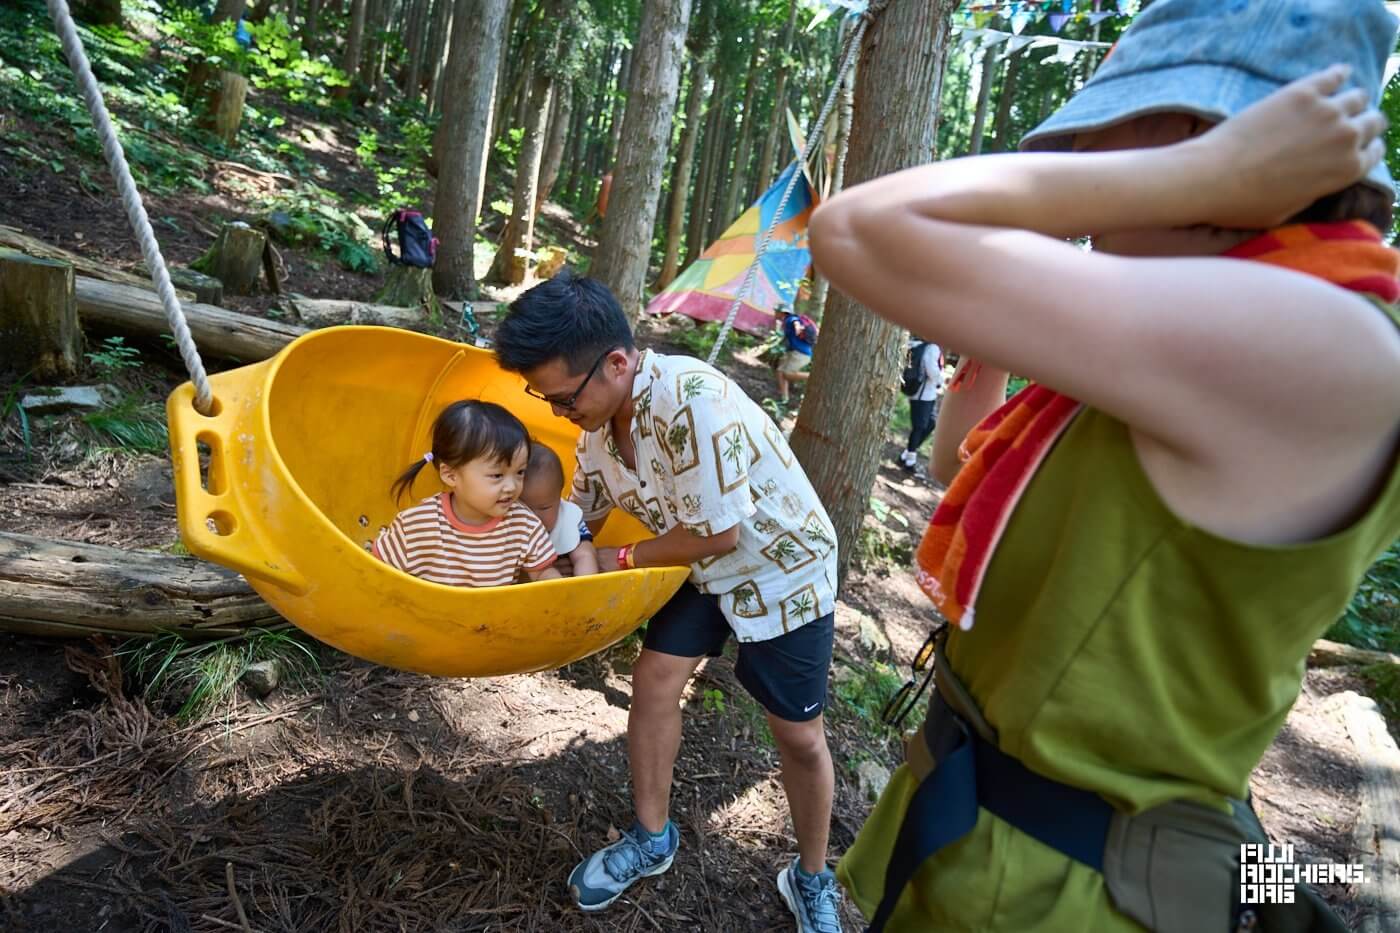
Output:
[777, 868, 803, 929]
[570, 852, 676, 913]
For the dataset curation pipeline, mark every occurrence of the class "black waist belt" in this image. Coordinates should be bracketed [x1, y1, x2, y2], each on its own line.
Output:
[869, 689, 1115, 932]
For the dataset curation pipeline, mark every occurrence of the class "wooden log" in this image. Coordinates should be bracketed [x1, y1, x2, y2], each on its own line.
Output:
[74, 275, 305, 362]
[374, 264, 437, 310]
[207, 70, 248, 146]
[0, 225, 194, 299]
[1308, 638, 1400, 669]
[0, 532, 281, 639]
[169, 267, 224, 305]
[1336, 690, 1400, 933]
[0, 250, 81, 379]
[193, 222, 266, 296]
[287, 295, 432, 331]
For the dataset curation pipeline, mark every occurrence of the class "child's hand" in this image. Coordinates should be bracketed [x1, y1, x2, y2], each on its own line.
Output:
[570, 541, 601, 576]
[526, 564, 563, 582]
[594, 547, 623, 572]
[1193, 65, 1386, 229]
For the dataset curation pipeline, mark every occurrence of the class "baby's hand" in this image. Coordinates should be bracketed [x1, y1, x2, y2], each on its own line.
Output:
[571, 541, 601, 576]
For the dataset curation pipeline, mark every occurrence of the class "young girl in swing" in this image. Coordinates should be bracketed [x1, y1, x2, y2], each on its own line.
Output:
[812, 1, 1400, 930]
[373, 400, 561, 586]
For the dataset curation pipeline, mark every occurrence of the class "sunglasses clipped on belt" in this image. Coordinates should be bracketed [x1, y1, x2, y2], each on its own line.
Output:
[881, 621, 948, 730]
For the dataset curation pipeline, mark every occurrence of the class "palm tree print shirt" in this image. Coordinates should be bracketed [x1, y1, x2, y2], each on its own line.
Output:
[570, 350, 838, 641]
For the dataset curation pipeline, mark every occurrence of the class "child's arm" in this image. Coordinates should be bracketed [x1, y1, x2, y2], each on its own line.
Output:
[568, 541, 600, 576]
[526, 564, 562, 582]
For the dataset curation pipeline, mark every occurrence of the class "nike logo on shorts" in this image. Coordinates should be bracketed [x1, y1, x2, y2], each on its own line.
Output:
[804, 702, 820, 713]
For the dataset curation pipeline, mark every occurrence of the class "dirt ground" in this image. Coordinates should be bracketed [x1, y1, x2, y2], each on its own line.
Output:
[0, 125, 1385, 930]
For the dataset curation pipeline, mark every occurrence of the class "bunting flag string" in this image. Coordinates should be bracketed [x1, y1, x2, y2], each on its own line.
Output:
[954, 25, 1110, 64]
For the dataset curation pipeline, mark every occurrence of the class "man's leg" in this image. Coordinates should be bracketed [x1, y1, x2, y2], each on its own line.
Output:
[777, 370, 790, 403]
[768, 712, 834, 874]
[630, 648, 705, 833]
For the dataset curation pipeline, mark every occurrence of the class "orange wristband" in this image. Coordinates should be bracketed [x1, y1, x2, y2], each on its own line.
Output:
[617, 544, 633, 570]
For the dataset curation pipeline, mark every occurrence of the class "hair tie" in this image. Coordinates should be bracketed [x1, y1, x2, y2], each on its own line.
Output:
[423, 452, 434, 463]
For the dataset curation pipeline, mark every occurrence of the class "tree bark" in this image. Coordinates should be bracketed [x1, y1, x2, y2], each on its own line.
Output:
[0, 533, 279, 640]
[604, 47, 632, 171]
[561, 77, 591, 205]
[204, 70, 248, 146]
[0, 251, 80, 381]
[432, 0, 508, 300]
[536, 81, 572, 214]
[191, 222, 265, 295]
[339, 0, 369, 97]
[488, 71, 553, 285]
[73, 276, 305, 362]
[809, 22, 855, 319]
[754, 0, 798, 196]
[720, 41, 762, 227]
[211, 0, 247, 22]
[301, 0, 321, 52]
[403, 0, 429, 101]
[657, 56, 708, 288]
[358, 0, 388, 100]
[706, 116, 736, 242]
[990, 46, 1026, 152]
[686, 68, 726, 261]
[790, 0, 958, 586]
[967, 44, 998, 156]
[74, 0, 123, 25]
[592, 0, 694, 321]
[0, 225, 191, 299]
[423, 0, 452, 113]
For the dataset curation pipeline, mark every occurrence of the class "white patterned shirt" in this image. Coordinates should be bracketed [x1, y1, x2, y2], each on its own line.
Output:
[570, 349, 838, 641]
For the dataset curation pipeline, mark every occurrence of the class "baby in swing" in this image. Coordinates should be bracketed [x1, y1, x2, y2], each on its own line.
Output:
[520, 442, 601, 577]
[373, 400, 562, 586]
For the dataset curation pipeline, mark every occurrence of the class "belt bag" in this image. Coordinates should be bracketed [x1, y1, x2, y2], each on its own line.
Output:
[891, 635, 1348, 933]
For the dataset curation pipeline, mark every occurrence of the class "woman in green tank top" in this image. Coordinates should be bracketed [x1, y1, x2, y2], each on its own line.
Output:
[806, 1, 1400, 930]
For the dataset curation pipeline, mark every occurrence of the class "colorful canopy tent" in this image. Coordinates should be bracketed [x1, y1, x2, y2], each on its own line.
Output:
[645, 162, 818, 336]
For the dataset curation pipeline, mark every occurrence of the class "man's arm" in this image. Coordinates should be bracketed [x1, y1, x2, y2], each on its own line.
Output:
[597, 522, 741, 572]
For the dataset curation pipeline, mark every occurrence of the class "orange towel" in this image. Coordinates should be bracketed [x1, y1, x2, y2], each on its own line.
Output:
[915, 221, 1400, 629]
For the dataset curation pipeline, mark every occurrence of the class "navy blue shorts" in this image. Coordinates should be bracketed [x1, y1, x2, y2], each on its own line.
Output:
[643, 583, 834, 723]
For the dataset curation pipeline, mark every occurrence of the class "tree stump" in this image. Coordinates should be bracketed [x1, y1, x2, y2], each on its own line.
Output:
[0, 250, 81, 379]
[375, 264, 439, 314]
[192, 222, 266, 295]
[205, 70, 248, 146]
[169, 267, 224, 305]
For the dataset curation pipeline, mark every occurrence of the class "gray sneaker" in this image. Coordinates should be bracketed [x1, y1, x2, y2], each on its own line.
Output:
[568, 820, 679, 912]
[777, 857, 843, 933]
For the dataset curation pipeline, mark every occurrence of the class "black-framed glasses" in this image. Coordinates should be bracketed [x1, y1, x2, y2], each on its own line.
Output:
[524, 348, 613, 411]
[881, 623, 947, 729]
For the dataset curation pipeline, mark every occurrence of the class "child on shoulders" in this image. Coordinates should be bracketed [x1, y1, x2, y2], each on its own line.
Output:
[521, 442, 600, 577]
[374, 400, 561, 586]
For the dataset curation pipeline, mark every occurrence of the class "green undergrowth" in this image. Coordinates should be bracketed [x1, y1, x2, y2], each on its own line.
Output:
[119, 627, 321, 723]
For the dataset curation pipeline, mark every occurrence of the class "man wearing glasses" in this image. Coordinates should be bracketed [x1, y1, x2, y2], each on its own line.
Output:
[494, 270, 844, 933]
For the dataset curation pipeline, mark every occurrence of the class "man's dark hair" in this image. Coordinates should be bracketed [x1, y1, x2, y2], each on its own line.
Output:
[494, 269, 635, 375]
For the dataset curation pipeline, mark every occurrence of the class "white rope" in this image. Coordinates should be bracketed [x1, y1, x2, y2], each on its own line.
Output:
[705, 7, 872, 366]
[46, 0, 215, 414]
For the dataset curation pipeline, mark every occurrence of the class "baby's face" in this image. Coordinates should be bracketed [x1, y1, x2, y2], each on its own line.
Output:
[521, 476, 563, 531]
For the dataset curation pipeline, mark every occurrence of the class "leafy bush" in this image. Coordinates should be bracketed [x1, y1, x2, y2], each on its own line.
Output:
[1328, 539, 1400, 652]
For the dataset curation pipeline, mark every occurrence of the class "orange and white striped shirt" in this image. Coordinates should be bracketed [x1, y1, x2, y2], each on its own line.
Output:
[373, 493, 556, 587]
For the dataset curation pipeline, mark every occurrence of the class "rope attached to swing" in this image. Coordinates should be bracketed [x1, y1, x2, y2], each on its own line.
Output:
[45, 0, 215, 414]
[705, 1, 883, 366]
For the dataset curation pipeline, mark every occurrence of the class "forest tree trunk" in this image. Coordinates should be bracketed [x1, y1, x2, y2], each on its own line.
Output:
[789, 0, 958, 585]
[754, 0, 799, 195]
[431, 0, 508, 299]
[488, 70, 553, 285]
[591, 0, 693, 321]
[657, 56, 708, 288]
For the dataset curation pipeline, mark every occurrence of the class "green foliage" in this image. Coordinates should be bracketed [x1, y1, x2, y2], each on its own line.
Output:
[856, 524, 914, 575]
[832, 661, 912, 729]
[702, 687, 727, 715]
[85, 335, 142, 376]
[265, 188, 380, 273]
[120, 627, 321, 723]
[1327, 539, 1400, 653]
[494, 126, 526, 168]
[85, 401, 168, 454]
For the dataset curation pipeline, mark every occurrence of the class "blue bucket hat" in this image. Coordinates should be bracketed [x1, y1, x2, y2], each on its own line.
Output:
[1020, 0, 1399, 199]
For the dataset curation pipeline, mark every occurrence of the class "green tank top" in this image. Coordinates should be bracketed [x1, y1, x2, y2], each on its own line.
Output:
[837, 301, 1400, 929]
[949, 302, 1400, 814]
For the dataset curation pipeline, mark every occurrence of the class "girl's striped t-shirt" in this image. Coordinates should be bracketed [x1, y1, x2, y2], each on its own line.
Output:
[373, 493, 556, 587]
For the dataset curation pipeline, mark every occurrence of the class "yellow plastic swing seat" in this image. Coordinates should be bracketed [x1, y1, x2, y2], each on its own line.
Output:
[166, 326, 689, 677]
